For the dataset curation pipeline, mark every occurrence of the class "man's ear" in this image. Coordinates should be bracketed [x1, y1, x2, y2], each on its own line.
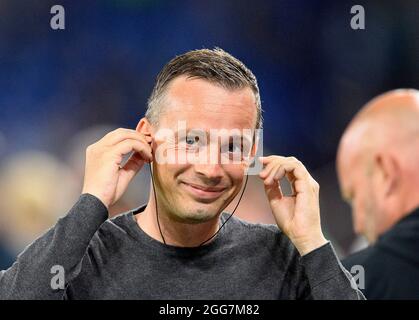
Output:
[374, 153, 400, 197]
[136, 117, 153, 136]
[249, 129, 261, 159]
[243, 133, 261, 173]
[250, 137, 258, 158]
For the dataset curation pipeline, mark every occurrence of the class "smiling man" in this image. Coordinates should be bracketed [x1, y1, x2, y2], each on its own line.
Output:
[0, 48, 363, 299]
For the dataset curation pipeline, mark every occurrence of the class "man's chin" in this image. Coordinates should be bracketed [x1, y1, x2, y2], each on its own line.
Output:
[172, 203, 223, 224]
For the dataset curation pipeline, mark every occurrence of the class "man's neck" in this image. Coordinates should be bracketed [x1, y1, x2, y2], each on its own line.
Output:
[135, 198, 221, 247]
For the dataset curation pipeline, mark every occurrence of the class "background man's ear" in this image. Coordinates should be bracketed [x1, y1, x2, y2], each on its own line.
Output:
[374, 153, 400, 197]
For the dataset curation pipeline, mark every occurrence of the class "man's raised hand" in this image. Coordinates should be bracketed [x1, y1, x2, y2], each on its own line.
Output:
[258, 156, 327, 256]
[81, 128, 153, 209]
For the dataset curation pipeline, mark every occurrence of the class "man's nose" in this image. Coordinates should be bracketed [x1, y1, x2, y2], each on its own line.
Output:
[193, 163, 224, 182]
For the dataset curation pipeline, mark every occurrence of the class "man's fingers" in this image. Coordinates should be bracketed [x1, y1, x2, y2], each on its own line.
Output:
[281, 163, 316, 194]
[265, 163, 283, 185]
[259, 155, 286, 177]
[259, 155, 284, 165]
[122, 152, 147, 170]
[259, 156, 313, 193]
[118, 152, 147, 185]
[103, 128, 152, 146]
[274, 166, 287, 183]
[282, 162, 309, 181]
[259, 160, 276, 178]
[264, 177, 284, 201]
[113, 139, 153, 163]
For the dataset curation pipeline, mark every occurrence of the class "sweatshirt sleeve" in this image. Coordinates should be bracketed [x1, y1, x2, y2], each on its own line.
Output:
[0, 193, 108, 300]
[298, 242, 366, 300]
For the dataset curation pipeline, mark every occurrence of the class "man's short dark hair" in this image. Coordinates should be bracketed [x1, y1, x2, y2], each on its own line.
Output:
[146, 48, 263, 128]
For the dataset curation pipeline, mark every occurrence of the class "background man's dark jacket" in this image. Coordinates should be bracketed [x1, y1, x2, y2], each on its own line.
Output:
[343, 207, 419, 299]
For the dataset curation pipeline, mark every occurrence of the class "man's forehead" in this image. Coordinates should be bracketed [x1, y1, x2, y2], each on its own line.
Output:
[159, 76, 257, 129]
[161, 108, 254, 129]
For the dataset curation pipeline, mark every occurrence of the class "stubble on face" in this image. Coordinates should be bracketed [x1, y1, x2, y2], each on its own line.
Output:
[150, 76, 257, 224]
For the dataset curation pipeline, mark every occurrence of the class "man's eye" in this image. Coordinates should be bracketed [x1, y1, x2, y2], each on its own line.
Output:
[228, 142, 242, 153]
[185, 135, 199, 145]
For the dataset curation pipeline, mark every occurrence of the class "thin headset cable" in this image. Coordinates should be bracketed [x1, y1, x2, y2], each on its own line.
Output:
[148, 163, 166, 245]
[199, 173, 249, 246]
[148, 162, 249, 247]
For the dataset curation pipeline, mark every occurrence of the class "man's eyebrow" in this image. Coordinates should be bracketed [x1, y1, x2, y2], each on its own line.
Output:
[172, 129, 254, 142]
[177, 129, 207, 138]
[173, 129, 204, 135]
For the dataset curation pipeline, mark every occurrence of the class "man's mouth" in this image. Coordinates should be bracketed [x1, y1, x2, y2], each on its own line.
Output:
[181, 182, 227, 200]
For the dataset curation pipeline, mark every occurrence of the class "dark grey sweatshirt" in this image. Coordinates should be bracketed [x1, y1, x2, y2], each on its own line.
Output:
[0, 194, 364, 300]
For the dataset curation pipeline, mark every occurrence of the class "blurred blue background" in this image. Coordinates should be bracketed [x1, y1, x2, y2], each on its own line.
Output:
[0, 0, 418, 268]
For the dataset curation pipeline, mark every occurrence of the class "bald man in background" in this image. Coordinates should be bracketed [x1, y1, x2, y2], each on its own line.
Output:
[338, 89, 419, 299]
